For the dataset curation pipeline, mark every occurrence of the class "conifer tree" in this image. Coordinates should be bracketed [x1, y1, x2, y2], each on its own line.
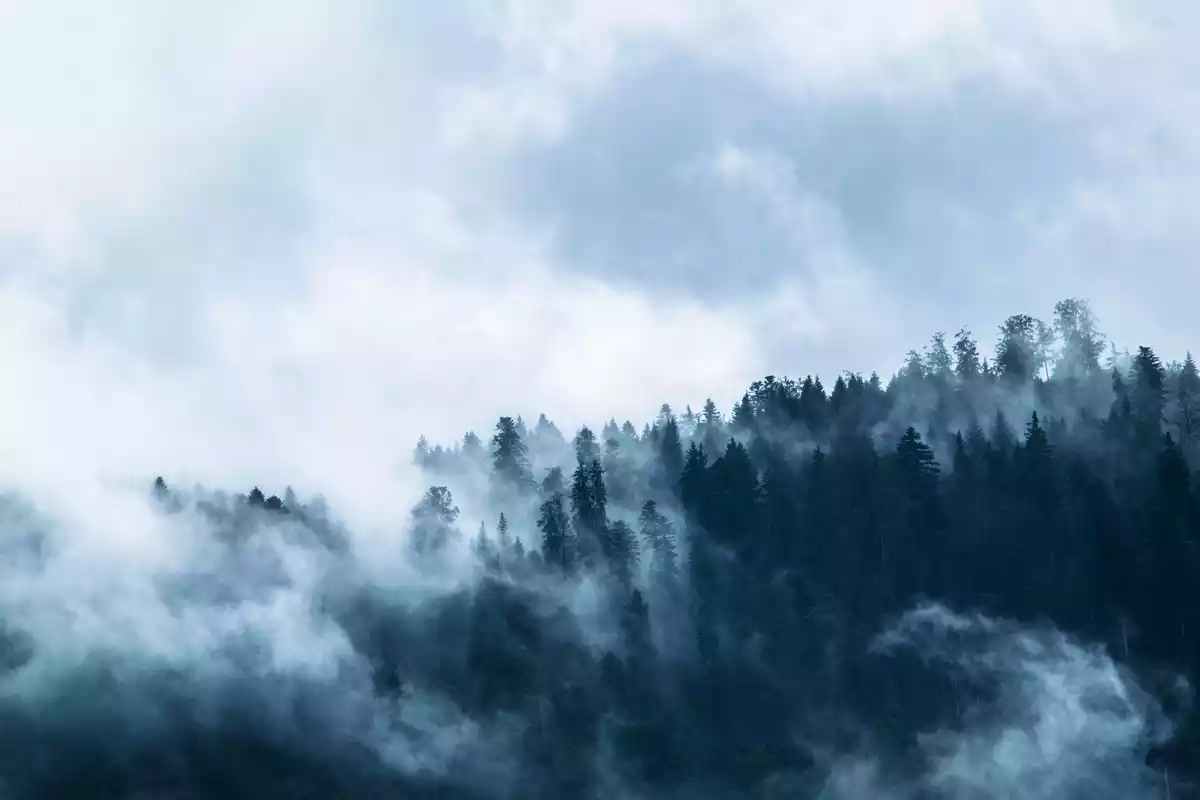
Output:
[410, 486, 461, 556]
[639, 500, 679, 590]
[605, 520, 640, 591]
[1176, 352, 1200, 454]
[491, 416, 533, 490]
[538, 492, 572, 572]
[953, 327, 981, 379]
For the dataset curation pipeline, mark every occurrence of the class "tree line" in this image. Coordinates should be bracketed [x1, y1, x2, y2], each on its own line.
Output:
[408, 298, 1200, 795]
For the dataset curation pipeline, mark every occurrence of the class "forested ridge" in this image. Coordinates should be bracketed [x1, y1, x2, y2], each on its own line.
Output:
[3, 297, 1199, 798]
[409, 298, 1200, 797]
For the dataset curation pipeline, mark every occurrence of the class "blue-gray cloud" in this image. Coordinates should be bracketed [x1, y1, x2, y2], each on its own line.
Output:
[1, 0, 1198, 513]
[499, 15, 1200, 359]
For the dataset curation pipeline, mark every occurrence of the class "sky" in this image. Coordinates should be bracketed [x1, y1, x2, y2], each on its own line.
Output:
[1, 0, 1198, 527]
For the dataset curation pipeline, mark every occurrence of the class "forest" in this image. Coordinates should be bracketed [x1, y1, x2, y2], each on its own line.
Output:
[1, 297, 1198, 799]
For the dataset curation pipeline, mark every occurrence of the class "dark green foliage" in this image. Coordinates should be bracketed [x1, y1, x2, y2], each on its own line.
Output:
[1177, 352, 1200, 454]
[573, 426, 599, 465]
[120, 299, 1200, 797]
[410, 486, 460, 556]
[954, 327, 981, 380]
[491, 416, 533, 496]
[538, 492, 572, 572]
[996, 313, 1039, 382]
[604, 520, 639, 591]
[639, 500, 679, 591]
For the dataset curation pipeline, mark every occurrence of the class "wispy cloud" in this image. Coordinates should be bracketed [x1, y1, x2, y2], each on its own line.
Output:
[1, 0, 1197, 510]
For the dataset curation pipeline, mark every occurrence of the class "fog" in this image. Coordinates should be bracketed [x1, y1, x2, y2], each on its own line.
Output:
[0, 471, 1182, 796]
[4, 0, 1200, 797]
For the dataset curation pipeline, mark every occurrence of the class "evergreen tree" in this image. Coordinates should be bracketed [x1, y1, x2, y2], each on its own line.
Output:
[534, 413, 565, 443]
[731, 393, 755, 431]
[657, 415, 684, 489]
[414, 435, 431, 467]
[603, 436, 632, 505]
[472, 521, 495, 565]
[1053, 297, 1104, 380]
[226, 296, 1200, 793]
[410, 486, 461, 556]
[925, 331, 953, 377]
[570, 459, 608, 570]
[462, 431, 485, 464]
[1132, 346, 1167, 439]
[497, 512, 511, 552]
[899, 349, 926, 382]
[1176, 352, 1200, 454]
[889, 427, 942, 600]
[639, 500, 680, 590]
[538, 492, 572, 572]
[953, 327, 981, 380]
[605, 520, 640, 591]
[492, 416, 533, 491]
[542, 466, 566, 498]
[575, 426, 600, 465]
[996, 314, 1038, 382]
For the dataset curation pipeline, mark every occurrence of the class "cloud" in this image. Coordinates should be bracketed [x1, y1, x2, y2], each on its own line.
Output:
[4, 4, 1198, 797]
[819, 603, 1178, 799]
[3, 1, 1198, 516]
[0, 0, 782, 532]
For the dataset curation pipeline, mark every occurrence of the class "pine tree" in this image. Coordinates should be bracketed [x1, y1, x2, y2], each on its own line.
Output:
[639, 500, 679, 590]
[620, 589, 653, 661]
[605, 520, 640, 590]
[991, 409, 1015, 454]
[926, 331, 953, 377]
[575, 426, 600, 465]
[414, 435, 431, 467]
[1023, 411, 1051, 461]
[890, 427, 942, 599]
[538, 492, 572, 572]
[680, 443, 709, 513]
[492, 416, 533, 490]
[462, 431, 485, 464]
[658, 416, 684, 487]
[570, 460, 608, 570]
[411, 486, 461, 556]
[731, 393, 755, 431]
[680, 405, 697, 437]
[954, 328, 981, 380]
[1053, 298, 1104, 380]
[1132, 346, 1167, 437]
[497, 512, 511, 552]
[1176, 352, 1200, 454]
[895, 427, 940, 483]
[900, 349, 926, 382]
[542, 466, 566, 498]
[996, 314, 1038, 383]
[535, 413, 565, 443]
[472, 521, 495, 565]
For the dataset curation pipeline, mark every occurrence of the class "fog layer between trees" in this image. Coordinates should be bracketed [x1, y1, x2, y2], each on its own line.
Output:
[1, 298, 1198, 799]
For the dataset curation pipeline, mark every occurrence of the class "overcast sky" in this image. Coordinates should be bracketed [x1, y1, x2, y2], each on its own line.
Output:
[1, 0, 1197, 526]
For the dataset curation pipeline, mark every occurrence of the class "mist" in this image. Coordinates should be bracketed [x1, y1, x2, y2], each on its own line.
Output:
[5, 1, 1200, 797]
[2, 297, 1199, 797]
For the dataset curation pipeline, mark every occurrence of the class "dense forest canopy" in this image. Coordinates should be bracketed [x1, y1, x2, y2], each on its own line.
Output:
[2, 297, 1199, 798]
